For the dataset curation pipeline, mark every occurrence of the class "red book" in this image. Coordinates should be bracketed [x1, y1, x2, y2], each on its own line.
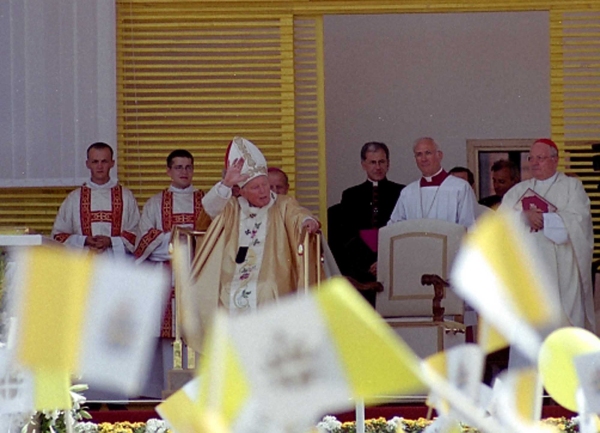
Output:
[516, 188, 557, 213]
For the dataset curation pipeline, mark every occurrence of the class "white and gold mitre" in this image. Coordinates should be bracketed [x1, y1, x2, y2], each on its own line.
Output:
[226, 136, 268, 187]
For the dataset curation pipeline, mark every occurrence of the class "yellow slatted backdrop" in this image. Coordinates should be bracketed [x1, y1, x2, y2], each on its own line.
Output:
[293, 17, 325, 217]
[0, 188, 74, 234]
[3, 0, 600, 255]
[551, 9, 600, 258]
[116, 7, 296, 206]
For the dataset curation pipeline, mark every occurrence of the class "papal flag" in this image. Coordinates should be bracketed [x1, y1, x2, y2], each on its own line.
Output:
[189, 277, 427, 433]
[9, 245, 169, 409]
[491, 368, 545, 432]
[425, 344, 485, 413]
[156, 377, 228, 433]
[450, 211, 561, 361]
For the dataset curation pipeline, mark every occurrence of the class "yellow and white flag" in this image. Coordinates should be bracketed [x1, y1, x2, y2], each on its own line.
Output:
[190, 277, 426, 433]
[425, 343, 485, 419]
[575, 351, 600, 414]
[9, 245, 169, 408]
[478, 317, 509, 355]
[159, 386, 230, 433]
[490, 367, 545, 433]
[450, 211, 561, 361]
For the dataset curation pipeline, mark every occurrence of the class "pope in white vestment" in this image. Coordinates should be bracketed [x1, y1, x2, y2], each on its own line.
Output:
[388, 137, 476, 228]
[51, 143, 139, 257]
[181, 137, 321, 352]
[500, 139, 595, 331]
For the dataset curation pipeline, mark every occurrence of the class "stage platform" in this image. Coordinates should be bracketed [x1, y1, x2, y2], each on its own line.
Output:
[87, 397, 577, 424]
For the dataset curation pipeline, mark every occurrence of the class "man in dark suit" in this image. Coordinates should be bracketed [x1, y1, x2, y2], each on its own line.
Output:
[479, 159, 520, 209]
[333, 141, 404, 306]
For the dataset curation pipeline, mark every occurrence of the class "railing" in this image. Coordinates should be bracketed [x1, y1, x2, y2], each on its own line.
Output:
[168, 226, 206, 373]
[297, 227, 324, 292]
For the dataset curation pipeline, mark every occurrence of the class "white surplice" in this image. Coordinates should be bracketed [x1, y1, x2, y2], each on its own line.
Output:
[388, 174, 476, 228]
[500, 172, 595, 331]
[51, 178, 140, 257]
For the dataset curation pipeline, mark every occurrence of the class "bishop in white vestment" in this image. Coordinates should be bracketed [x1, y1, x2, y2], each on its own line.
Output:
[500, 138, 595, 331]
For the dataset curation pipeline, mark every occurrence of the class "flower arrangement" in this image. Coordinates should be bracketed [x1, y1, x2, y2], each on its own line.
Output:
[22, 384, 92, 433]
[75, 420, 169, 433]
[14, 413, 582, 433]
[316, 415, 580, 433]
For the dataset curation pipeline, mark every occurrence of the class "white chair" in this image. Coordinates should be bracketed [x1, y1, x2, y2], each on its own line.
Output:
[376, 219, 468, 359]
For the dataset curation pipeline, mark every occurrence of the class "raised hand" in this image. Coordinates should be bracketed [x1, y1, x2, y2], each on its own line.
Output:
[223, 158, 249, 187]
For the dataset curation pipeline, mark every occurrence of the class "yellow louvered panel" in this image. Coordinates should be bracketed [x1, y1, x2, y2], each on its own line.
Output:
[552, 10, 600, 143]
[551, 8, 600, 258]
[293, 16, 326, 226]
[114, 1, 572, 14]
[0, 188, 75, 235]
[116, 4, 297, 206]
[563, 141, 600, 257]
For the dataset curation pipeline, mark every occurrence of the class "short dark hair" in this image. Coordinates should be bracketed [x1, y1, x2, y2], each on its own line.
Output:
[87, 142, 114, 159]
[491, 159, 520, 181]
[267, 167, 289, 185]
[360, 141, 390, 161]
[449, 166, 474, 187]
[167, 149, 194, 167]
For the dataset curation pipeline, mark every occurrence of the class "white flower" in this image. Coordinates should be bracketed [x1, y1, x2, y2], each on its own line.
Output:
[70, 384, 88, 414]
[70, 384, 89, 394]
[316, 415, 342, 433]
[42, 409, 62, 423]
[75, 422, 98, 433]
[387, 416, 404, 433]
[145, 418, 169, 433]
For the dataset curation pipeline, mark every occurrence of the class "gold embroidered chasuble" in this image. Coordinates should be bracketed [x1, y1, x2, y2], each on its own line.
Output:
[181, 194, 317, 352]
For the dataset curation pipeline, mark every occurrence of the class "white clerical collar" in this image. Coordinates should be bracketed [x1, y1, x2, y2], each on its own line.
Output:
[536, 172, 558, 185]
[168, 184, 195, 193]
[422, 168, 444, 183]
[86, 178, 117, 189]
[367, 179, 379, 187]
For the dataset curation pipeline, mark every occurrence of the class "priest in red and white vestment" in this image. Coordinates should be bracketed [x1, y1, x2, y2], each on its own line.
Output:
[388, 137, 476, 228]
[500, 138, 595, 331]
[181, 137, 320, 352]
[51, 142, 139, 257]
[134, 149, 206, 263]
